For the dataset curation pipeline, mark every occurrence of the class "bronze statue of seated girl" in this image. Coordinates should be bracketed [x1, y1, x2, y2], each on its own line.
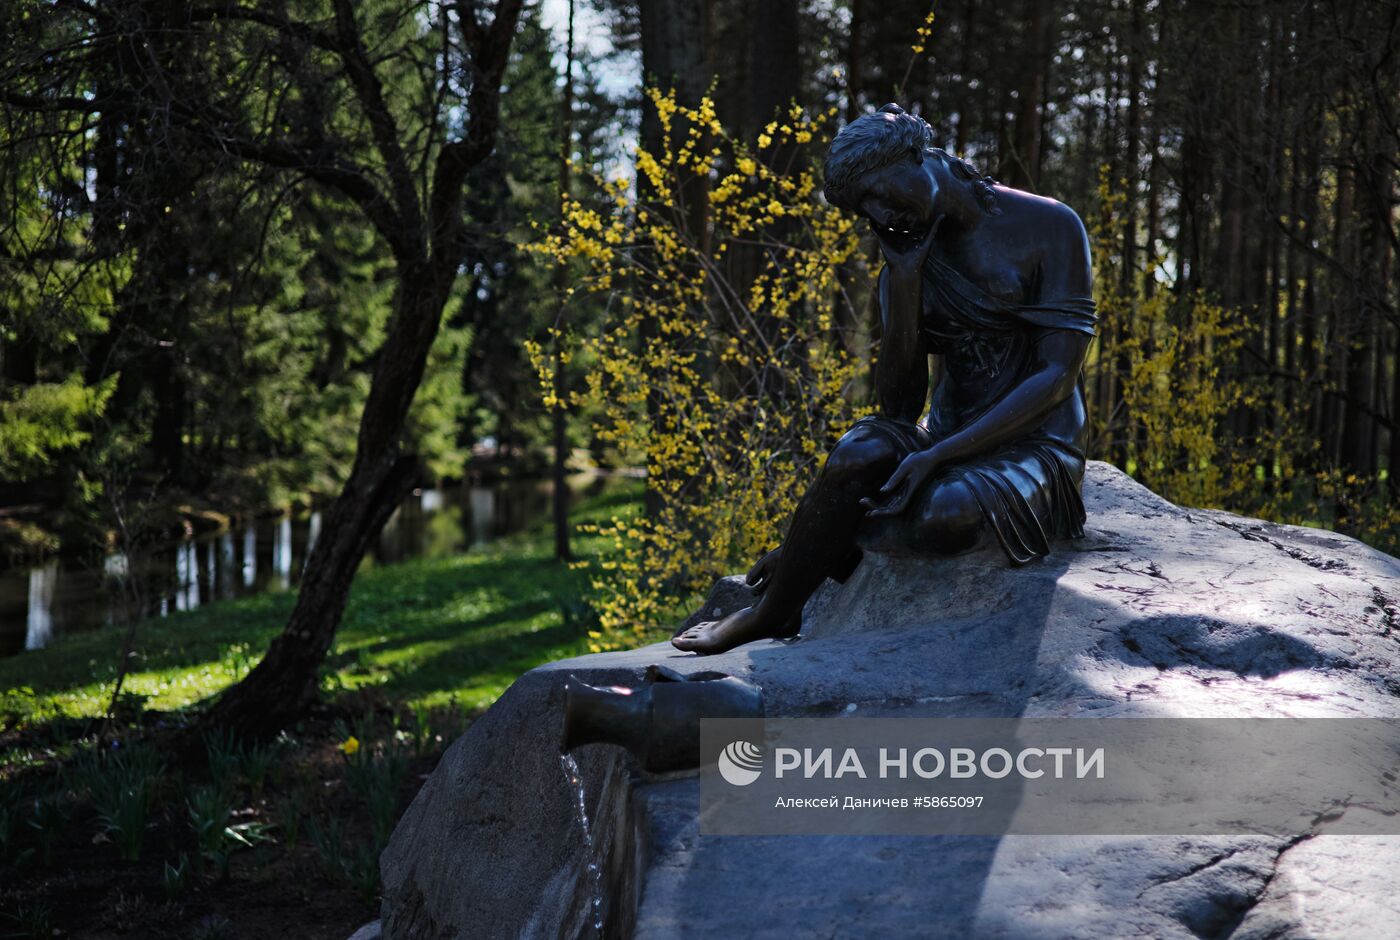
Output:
[674, 103, 1096, 655]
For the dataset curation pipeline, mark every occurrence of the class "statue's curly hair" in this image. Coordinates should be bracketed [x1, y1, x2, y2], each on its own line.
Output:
[822, 103, 1001, 216]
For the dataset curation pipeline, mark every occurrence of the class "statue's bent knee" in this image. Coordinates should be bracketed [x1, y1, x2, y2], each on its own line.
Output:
[910, 476, 984, 554]
[823, 428, 900, 485]
[854, 473, 982, 556]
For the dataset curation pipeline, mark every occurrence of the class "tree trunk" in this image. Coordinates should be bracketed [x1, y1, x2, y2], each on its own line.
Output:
[1299, 94, 1322, 465]
[1262, 12, 1285, 472]
[552, 0, 576, 562]
[745, 0, 801, 401]
[750, 0, 799, 134]
[1113, 0, 1143, 466]
[1008, 0, 1048, 190]
[834, 0, 865, 357]
[953, 0, 976, 153]
[203, 271, 456, 737]
[1359, 100, 1397, 477]
[845, 0, 863, 124]
[1329, 149, 1356, 473]
[639, 0, 710, 231]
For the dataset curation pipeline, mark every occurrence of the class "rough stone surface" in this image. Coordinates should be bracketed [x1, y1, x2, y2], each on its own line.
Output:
[346, 923, 382, 940]
[380, 461, 1400, 938]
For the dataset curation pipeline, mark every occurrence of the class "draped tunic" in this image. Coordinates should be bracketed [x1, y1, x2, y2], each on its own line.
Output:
[860, 242, 1097, 566]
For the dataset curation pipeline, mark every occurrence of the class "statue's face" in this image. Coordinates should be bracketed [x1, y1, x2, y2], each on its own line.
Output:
[853, 155, 939, 236]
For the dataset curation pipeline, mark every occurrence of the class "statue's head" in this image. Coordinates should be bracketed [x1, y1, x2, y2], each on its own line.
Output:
[823, 103, 1000, 229]
[822, 104, 938, 233]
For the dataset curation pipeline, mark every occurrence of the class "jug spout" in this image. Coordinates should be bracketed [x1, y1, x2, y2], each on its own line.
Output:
[560, 667, 764, 773]
[560, 678, 649, 756]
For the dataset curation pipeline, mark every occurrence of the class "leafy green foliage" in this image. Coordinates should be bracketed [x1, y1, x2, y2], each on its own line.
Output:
[0, 899, 53, 940]
[0, 377, 116, 479]
[162, 852, 192, 900]
[186, 785, 234, 878]
[203, 729, 243, 799]
[0, 0, 575, 517]
[239, 739, 277, 799]
[22, 796, 66, 867]
[0, 799, 35, 884]
[276, 783, 311, 850]
[76, 743, 164, 861]
[338, 715, 408, 850]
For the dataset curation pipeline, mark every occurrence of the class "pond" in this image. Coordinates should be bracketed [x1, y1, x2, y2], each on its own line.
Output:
[0, 474, 614, 659]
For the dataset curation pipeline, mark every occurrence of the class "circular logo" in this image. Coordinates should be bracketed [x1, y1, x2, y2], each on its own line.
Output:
[717, 740, 764, 786]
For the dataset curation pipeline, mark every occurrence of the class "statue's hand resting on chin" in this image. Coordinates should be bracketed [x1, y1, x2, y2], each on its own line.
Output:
[871, 214, 941, 275]
[860, 214, 946, 517]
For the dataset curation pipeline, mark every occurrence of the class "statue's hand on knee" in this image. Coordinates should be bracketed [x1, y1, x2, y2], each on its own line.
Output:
[861, 446, 946, 518]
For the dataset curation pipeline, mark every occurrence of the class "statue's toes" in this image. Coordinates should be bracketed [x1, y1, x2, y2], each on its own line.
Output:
[671, 623, 713, 650]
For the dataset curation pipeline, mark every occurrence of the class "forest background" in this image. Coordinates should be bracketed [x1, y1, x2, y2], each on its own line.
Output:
[1, 2, 1397, 935]
[2, 0, 1398, 682]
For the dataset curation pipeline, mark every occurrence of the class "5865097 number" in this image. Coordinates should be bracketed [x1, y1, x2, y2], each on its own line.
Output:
[912, 796, 984, 809]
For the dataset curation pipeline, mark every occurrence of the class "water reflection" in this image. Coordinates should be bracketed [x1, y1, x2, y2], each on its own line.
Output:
[469, 488, 495, 547]
[0, 474, 613, 658]
[240, 527, 254, 588]
[25, 561, 57, 651]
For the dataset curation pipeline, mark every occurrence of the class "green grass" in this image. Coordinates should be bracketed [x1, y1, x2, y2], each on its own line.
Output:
[0, 482, 644, 727]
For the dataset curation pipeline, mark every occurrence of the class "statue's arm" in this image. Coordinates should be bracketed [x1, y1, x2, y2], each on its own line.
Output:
[928, 206, 1093, 461]
[865, 208, 1092, 517]
[866, 329, 1089, 517]
[924, 329, 1090, 463]
[875, 255, 929, 424]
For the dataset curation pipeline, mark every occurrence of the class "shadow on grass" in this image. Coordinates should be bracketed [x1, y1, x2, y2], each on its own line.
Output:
[362, 612, 590, 706]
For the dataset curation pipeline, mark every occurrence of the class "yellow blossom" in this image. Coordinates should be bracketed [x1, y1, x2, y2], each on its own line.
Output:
[523, 83, 871, 651]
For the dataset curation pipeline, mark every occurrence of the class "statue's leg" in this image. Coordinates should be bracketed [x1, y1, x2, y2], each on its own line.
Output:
[747, 428, 904, 620]
[860, 474, 985, 557]
[672, 423, 905, 654]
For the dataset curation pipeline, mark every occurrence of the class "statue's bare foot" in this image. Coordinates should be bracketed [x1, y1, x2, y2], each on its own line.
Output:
[672, 606, 783, 655]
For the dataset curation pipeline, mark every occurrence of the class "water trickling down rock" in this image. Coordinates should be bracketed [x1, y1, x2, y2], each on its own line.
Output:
[558, 752, 604, 937]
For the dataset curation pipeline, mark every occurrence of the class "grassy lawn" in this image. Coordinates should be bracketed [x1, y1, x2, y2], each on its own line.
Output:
[0, 482, 653, 939]
[0, 481, 645, 730]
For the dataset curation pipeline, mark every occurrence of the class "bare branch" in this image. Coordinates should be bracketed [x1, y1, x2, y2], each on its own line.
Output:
[428, 0, 525, 274]
[209, 130, 410, 259]
[329, 0, 427, 259]
[189, 3, 339, 53]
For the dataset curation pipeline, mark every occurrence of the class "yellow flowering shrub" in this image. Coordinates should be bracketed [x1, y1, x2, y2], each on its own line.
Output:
[532, 122, 1400, 654]
[1084, 166, 1399, 551]
[1084, 168, 1252, 508]
[528, 89, 874, 651]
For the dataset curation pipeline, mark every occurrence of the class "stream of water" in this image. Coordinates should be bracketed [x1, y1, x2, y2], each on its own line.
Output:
[560, 751, 606, 936]
[0, 474, 615, 659]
